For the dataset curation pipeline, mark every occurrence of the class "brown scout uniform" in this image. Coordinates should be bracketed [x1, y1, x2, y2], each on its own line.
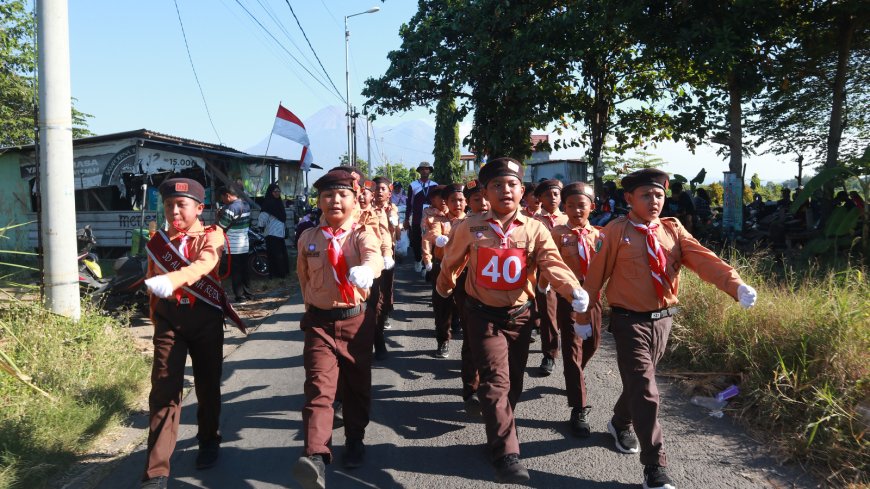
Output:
[144, 218, 226, 480]
[581, 213, 744, 467]
[297, 218, 384, 462]
[420, 205, 446, 269]
[359, 204, 392, 357]
[426, 207, 465, 346]
[437, 210, 581, 461]
[373, 201, 400, 329]
[551, 221, 603, 409]
[533, 209, 569, 361]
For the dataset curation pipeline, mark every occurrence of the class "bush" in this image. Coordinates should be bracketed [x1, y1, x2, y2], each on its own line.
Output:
[0, 301, 149, 489]
[668, 255, 869, 486]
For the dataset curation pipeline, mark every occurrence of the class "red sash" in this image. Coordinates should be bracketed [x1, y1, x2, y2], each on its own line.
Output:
[146, 229, 247, 334]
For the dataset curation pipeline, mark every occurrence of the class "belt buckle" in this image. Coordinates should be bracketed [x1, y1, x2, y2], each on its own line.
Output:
[651, 311, 661, 319]
[179, 297, 190, 305]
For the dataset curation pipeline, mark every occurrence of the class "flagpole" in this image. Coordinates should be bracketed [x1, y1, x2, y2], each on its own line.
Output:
[262, 101, 281, 184]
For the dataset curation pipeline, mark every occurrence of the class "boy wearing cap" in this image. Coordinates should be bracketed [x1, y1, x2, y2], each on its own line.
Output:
[464, 179, 490, 216]
[533, 179, 568, 376]
[293, 170, 384, 489]
[420, 185, 447, 278]
[437, 158, 589, 483]
[577, 168, 758, 489]
[521, 182, 540, 217]
[358, 180, 396, 360]
[140, 178, 247, 489]
[405, 161, 438, 272]
[426, 183, 467, 358]
[550, 182, 602, 437]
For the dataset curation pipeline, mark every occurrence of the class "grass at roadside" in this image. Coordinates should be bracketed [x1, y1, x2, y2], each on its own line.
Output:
[668, 254, 869, 486]
[0, 301, 149, 489]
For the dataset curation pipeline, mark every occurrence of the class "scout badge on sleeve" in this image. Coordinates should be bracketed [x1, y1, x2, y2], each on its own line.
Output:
[146, 229, 248, 333]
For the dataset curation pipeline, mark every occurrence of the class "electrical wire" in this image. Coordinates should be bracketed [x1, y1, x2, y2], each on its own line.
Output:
[283, 0, 344, 101]
[173, 0, 223, 144]
[232, 0, 345, 103]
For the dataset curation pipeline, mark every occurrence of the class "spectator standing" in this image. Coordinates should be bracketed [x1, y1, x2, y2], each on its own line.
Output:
[216, 186, 253, 303]
[258, 183, 289, 279]
[405, 162, 438, 272]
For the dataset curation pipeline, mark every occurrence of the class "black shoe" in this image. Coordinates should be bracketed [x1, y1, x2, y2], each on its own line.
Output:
[234, 296, 246, 304]
[383, 318, 392, 330]
[195, 439, 220, 469]
[140, 476, 168, 489]
[570, 406, 592, 437]
[374, 346, 388, 361]
[493, 453, 530, 484]
[333, 401, 344, 429]
[243, 293, 254, 301]
[343, 438, 365, 468]
[464, 392, 482, 417]
[436, 342, 449, 358]
[539, 356, 555, 376]
[608, 420, 640, 454]
[643, 465, 676, 489]
[292, 454, 326, 489]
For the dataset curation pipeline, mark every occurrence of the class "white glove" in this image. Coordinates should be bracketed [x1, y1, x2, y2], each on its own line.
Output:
[537, 283, 551, 294]
[389, 215, 399, 227]
[571, 288, 589, 313]
[573, 322, 593, 340]
[435, 235, 449, 248]
[737, 284, 757, 309]
[383, 255, 395, 270]
[144, 275, 174, 298]
[425, 262, 433, 272]
[348, 266, 374, 289]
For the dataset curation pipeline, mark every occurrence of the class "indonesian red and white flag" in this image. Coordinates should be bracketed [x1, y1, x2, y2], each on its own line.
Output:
[272, 104, 314, 171]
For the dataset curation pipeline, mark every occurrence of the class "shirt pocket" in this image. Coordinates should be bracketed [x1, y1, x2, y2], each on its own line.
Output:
[306, 256, 325, 289]
[619, 245, 646, 279]
[665, 244, 682, 277]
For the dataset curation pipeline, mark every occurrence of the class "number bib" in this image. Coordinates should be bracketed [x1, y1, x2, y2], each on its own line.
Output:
[475, 247, 527, 291]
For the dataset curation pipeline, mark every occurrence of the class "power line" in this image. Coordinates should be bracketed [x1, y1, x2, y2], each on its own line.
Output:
[232, 0, 345, 104]
[173, 0, 222, 144]
[283, 0, 344, 100]
[318, 0, 341, 27]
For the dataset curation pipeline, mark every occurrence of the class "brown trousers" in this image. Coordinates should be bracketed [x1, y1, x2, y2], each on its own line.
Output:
[556, 297, 602, 408]
[535, 287, 559, 359]
[144, 300, 225, 480]
[466, 303, 533, 461]
[301, 308, 373, 463]
[610, 311, 672, 467]
[452, 272, 478, 398]
[376, 268, 394, 327]
[368, 276, 387, 355]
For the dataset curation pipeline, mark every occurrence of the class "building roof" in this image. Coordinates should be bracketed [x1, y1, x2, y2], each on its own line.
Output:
[460, 154, 476, 161]
[531, 134, 549, 151]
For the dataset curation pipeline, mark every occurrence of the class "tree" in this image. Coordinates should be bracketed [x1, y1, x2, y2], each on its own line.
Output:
[432, 91, 462, 184]
[339, 154, 371, 179]
[374, 161, 414, 191]
[1, 0, 92, 146]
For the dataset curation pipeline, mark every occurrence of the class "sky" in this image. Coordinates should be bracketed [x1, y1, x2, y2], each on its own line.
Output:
[63, 0, 801, 184]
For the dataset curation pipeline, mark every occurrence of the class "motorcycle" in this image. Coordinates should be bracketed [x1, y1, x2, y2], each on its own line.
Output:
[77, 226, 106, 291]
[247, 227, 269, 278]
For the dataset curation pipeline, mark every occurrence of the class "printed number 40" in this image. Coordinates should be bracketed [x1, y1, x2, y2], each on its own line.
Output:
[481, 255, 522, 284]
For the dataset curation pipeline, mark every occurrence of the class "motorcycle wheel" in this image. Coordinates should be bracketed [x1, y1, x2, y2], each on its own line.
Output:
[248, 251, 269, 278]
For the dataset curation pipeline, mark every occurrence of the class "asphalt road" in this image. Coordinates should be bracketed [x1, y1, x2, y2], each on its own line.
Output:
[94, 262, 816, 489]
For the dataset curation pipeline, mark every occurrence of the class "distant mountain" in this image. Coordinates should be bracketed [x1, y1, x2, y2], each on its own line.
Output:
[246, 105, 436, 179]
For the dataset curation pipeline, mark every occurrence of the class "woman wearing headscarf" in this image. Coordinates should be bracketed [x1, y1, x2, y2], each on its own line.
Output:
[258, 183, 289, 278]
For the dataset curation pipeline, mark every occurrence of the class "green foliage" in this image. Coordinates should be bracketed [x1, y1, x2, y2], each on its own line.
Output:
[670, 258, 869, 485]
[433, 92, 462, 184]
[374, 162, 414, 190]
[339, 154, 372, 179]
[0, 301, 149, 488]
[0, 0, 93, 146]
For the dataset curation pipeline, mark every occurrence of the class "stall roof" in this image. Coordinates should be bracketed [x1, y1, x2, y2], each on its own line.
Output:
[0, 129, 321, 169]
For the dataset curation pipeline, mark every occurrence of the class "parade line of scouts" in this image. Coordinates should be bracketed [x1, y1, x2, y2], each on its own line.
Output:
[138, 159, 759, 489]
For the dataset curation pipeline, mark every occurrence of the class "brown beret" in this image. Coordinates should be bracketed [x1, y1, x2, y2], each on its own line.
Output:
[621, 168, 669, 192]
[479, 157, 524, 185]
[361, 180, 375, 192]
[524, 182, 537, 195]
[372, 176, 392, 187]
[329, 166, 363, 184]
[159, 178, 205, 203]
[534, 179, 563, 197]
[562, 182, 595, 201]
[313, 170, 359, 193]
[428, 185, 447, 204]
[441, 183, 464, 200]
[463, 179, 482, 198]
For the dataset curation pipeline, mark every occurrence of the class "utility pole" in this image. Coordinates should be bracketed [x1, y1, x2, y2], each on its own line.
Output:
[37, 0, 80, 319]
[366, 116, 371, 171]
[351, 107, 359, 166]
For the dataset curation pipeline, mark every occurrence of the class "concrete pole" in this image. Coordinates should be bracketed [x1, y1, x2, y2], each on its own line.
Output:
[344, 15, 352, 165]
[37, 0, 80, 320]
[366, 116, 372, 170]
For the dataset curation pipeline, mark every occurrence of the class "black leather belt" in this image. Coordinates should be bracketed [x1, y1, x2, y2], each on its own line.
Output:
[611, 305, 679, 320]
[465, 296, 532, 323]
[308, 303, 366, 320]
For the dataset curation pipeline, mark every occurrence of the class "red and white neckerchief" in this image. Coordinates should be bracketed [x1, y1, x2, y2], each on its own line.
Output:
[486, 217, 522, 249]
[321, 224, 357, 303]
[170, 221, 197, 305]
[629, 220, 672, 301]
[542, 212, 558, 229]
[572, 227, 591, 280]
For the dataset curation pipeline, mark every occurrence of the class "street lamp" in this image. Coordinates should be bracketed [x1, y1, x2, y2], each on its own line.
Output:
[345, 6, 380, 167]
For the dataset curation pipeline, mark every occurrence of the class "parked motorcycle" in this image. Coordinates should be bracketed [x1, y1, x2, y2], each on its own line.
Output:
[247, 227, 269, 278]
[77, 226, 106, 291]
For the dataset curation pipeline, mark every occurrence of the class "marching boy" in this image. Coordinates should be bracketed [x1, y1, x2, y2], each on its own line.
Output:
[550, 182, 602, 437]
[577, 168, 757, 489]
[533, 179, 568, 376]
[140, 178, 247, 489]
[437, 158, 589, 483]
[293, 170, 384, 489]
[372, 177, 401, 338]
[358, 179, 395, 360]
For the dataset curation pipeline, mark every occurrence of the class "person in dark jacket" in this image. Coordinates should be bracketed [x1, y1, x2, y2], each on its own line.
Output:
[258, 183, 289, 278]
